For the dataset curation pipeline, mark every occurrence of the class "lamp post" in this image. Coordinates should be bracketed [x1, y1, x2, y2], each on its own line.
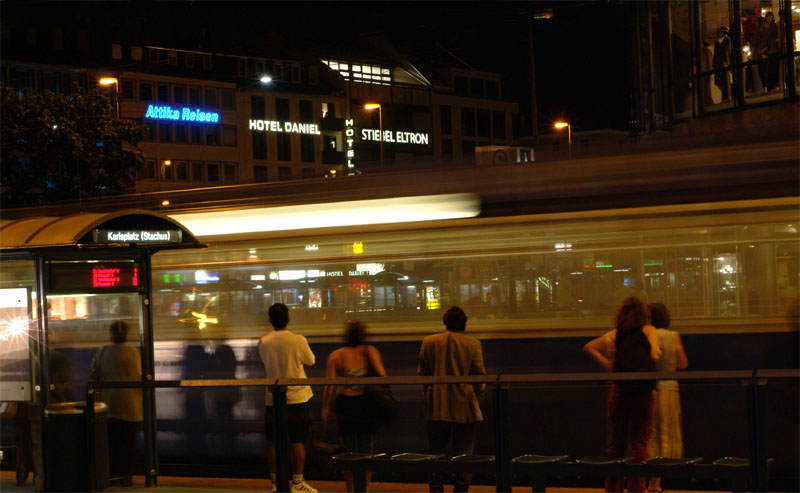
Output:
[554, 121, 571, 159]
[99, 77, 120, 118]
[364, 103, 382, 162]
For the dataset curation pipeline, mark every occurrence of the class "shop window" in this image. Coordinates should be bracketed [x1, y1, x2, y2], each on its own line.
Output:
[223, 163, 237, 182]
[222, 125, 237, 146]
[277, 133, 292, 161]
[251, 96, 266, 119]
[121, 79, 135, 100]
[142, 158, 156, 180]
[454, 76, 468, 95]
[207, 162, 220, 182]
[158, 83, 170, 103]
[205, 125, 220, 146]
[191, 161, 204, 182]
[175, 160, 188, 181]
[470, 78, 484, 97]
[174, 124, 187, 144]
[461, 108, 475, 137]
[486, 80, 499, 99]
[477, 109, 490, 138]
[441, 139, 453, 155]
[252, 131, 267, 159]
[462, 140, 476, 154]
[220, 88, 235, 109]
[301, 134, 314, 162]
[158, 122, 172, 142]
[143, 121, 155, 141]
[173, 85, 186, 104]
[492, 111, 506, 139]
[302, 168, 315, 179]
[189, 86, 201, 106]
[190, 125, 202, 144]
[440, 105, 452, 134]
[276, 98, 290, 121]
[254, 165, 268, 182]
[299, 100, 313, 123]
[139, 81, 154, 101]
[204, 87, 218, 108]
[278, 166, 292, 180]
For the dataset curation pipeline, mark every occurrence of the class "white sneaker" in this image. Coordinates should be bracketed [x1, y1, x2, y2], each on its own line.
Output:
[290, 480, 318, 493]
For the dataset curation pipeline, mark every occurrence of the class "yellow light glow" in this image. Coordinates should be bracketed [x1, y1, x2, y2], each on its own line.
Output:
[352, 242, 364, 254]
[554, 122, 569, 129]
[169, 193, 480, 238]
[163, 160, 171, 166]
[161, 200, 170, 206]
[99, 77, 118, 85]
[364, 103, 381, 110]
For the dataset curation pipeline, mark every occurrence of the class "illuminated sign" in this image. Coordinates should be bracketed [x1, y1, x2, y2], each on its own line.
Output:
[49, 262, 144, 293]
[345, 119, 355, 168]
[249, 119, 321, 135]
[94, 230, 182, 244]
[145, 105, 219, 123]
[93, 266, 138, 288]
[361, 129, 429, 145]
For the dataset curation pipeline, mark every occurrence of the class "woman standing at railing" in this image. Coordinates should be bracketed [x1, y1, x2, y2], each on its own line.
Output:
[322, 320, 388, 493]
[584, 297, 661, 493]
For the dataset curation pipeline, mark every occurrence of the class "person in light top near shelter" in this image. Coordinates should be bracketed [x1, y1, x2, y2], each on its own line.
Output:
[258, 303, 317, 493]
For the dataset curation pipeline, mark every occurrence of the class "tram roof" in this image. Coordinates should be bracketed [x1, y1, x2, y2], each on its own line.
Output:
[0, 209, 203, 254]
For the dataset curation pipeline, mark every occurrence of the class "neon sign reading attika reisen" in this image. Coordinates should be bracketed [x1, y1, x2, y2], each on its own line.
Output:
[145, 105, 220, 123]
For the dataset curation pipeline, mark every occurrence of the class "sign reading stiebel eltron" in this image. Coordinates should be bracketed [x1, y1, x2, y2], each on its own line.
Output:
[145, 105, 220, 123]
[249, 119, 321, 135]
[93, 229, 183, 243]
[361, 129, 429, 145]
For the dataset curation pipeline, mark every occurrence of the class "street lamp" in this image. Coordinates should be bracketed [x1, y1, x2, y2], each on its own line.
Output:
[554, 121, 571, 158]
[160, 160, 172, 181]
[364, 103, 383, 162]
[99, 77, 120, 118]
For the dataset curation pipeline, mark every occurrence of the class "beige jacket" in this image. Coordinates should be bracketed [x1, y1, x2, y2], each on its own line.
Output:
[418, 330, 486, 423]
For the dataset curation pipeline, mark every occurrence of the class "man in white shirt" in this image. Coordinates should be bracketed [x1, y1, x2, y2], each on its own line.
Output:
[258, 303, 317, 493]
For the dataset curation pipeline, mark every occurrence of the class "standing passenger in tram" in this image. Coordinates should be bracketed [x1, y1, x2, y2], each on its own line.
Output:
[258, 303, 317, 493]
[418, 306, 486, 493]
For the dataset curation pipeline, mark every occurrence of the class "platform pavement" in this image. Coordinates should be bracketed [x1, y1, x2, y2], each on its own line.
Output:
[1, 470, 720, 492]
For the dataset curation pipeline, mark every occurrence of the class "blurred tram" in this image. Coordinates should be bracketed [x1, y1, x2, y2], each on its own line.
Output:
[9, 140, 797, 481]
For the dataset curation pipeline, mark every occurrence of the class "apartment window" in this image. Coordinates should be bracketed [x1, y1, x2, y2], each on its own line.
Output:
[278, 166, 292, 180]
[173, 85, 186, 104]
[142, 159, 156, 180]
[158, 122, 172, 142]
[223, 163, 237, 182]
[158, 84, 170, 103]
[207, 162, 220, 182]
[277, 133, 291, 161]
[441, 139, 453, 155]
[291, 64, 300, 83]
[252, 131, 267, 159]
[238, 59, 247, 76]
[77, 31, 88, 52]
[276, 98, 290, 121]
[185, 53, 195, 68]
[174, 124, 187, 144]
[189, 86, 201, 106]
[301, 135, 314, 162]
[299, 100, 313, 123]
[175, 160, 188, 181]
[191, 161, 204, 182]
[486, 80, 499, 99]
[462, 140, 476, 154]
[39, 72, 60, 93]
[144, 121, 156, 141]
[148, 48, 159, 63]
[121, 79, 135, 100]
[254, 165, 268, 182]
[309, 66, 319, 85]
[470, 78, 484, 98]
[454, 76, 468, 95]
[168, 51, 177, 66]
[162, 161, 173, 181]
[52, 28, 64, 50]
[204, 87, 218, 108]
[205, 125, 220, 146]
[492, 111, 506, 139]
[131, 46, 142, 61]
[139, 81, 154, 101]
[222, 126, 237, 146]
[111, 43, 122, 60]
[477, 109, 491, 138]
[202, 54, 212, 71]
[302, 168, 315, 179]
[220, 88, 235, 109]
[461, 108, 475, 137]
[251, 96, 265, 119]
[440, 105, 452, 134]
[321, 102, 335, 118]
[190, 125, 202, 144]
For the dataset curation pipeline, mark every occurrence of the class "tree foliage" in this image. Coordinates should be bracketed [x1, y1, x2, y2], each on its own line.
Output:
[1, 86, 146, 207]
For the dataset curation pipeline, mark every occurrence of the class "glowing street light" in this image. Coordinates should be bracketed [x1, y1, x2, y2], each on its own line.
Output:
[99, 77, 120, 118]
[260, 75, 272, 84]
[364, 103, 383, 162]
[554, 121, 571, 158]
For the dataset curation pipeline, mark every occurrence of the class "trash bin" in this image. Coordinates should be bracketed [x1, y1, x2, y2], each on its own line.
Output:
[44, 401, 109, 491]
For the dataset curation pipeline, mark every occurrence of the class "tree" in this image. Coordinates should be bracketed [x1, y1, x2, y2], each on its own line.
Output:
[1, 86, 146, 208]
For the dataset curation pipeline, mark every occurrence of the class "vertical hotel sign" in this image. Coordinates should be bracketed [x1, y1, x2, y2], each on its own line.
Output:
[345, 119, 355, 169]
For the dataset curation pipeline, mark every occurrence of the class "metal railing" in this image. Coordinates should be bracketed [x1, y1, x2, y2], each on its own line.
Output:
[84, 369, 799, 492]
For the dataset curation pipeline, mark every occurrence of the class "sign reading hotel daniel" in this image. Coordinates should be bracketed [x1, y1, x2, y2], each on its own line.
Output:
[145, 105, 220, 123]
[249, 119, 321, 135]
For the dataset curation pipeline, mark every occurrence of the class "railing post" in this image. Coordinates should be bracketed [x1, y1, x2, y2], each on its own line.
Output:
[272, 385, 291, 493]
[86, 385, 96, 492]
[747, 370, 768, 492]
[493, 381, 511, 493]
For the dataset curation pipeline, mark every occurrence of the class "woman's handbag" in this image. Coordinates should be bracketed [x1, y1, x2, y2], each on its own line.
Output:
[363, 347, 400, 425]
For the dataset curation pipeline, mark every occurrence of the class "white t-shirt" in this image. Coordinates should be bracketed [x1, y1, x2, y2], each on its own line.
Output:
[258, 329, 315, 405]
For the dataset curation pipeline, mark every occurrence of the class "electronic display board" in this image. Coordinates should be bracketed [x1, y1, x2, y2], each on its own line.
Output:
[49, 261, 145, 294]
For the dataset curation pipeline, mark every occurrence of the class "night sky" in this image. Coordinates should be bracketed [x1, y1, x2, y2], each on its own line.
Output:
[4, 1, 635, 133]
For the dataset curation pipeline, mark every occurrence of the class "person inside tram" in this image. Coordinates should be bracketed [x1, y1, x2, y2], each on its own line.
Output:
[321, 320, 388, 493]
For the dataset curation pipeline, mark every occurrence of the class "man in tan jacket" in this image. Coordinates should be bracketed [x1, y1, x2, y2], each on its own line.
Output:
[418, 306, 486, 493]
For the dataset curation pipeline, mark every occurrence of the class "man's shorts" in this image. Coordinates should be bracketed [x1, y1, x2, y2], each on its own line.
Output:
[264, 402, 311, 443]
